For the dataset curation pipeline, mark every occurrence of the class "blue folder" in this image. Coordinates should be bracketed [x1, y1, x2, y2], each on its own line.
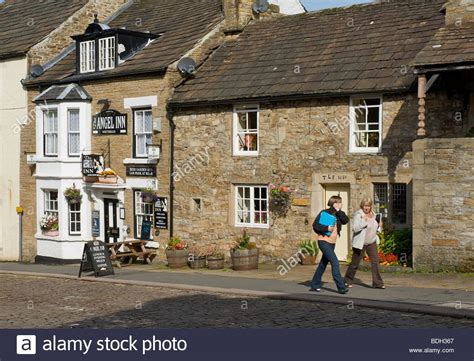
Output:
[319, 211, 337, 236]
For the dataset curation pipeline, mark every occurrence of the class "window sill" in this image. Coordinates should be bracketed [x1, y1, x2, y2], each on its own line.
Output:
[123, 158, 158, 165]
[349, 148, 381, 155]
[233, 153, 259, 157]
[235, 223, 270, 230]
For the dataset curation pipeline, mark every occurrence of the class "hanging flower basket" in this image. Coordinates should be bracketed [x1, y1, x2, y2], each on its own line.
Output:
[270, 184, 292, 218]
[140, 187, 158, 203]
[64, 185, 82, 204]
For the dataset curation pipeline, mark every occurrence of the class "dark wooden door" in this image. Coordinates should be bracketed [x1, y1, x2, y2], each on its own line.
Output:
[104, 199, 119, 243]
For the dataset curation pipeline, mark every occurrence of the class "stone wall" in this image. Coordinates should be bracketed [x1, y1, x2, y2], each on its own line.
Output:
[413, 138, 474, 272]
[445, 0, 474, 26]
[28, 0, 128, 66]
[171, 91, 467, 262]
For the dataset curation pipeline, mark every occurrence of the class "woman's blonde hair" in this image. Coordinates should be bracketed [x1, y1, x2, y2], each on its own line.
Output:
[360, 197, 373, 209]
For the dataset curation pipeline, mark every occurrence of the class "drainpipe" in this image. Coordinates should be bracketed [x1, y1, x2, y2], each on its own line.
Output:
[16, 206, 24, 262]
[167, 108, 175, 238]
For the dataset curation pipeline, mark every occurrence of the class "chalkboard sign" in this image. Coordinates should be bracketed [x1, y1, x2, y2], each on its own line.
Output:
[78, 241, 114, 278]
[154, 197, 168, 229]
[140, 220, 152, 240]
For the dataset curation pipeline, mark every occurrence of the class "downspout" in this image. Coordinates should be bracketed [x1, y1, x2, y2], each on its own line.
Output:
[167, 107, 175, 238]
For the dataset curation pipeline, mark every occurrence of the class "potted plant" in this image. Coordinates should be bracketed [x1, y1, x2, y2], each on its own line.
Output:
[40, 214, 59, 237]
[63, 185, 82, 204]
[298, 240, 319, 265]
[98, 168, 118, 184]
[140, 187, 158, 203]
[188, 246, 208, 269]
[207, 247, 225, 270]
[165, 237, 189, 268]
[230, 229, 259, 271]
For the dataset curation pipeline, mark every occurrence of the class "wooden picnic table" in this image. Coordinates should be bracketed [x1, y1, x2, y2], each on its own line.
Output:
[106, 240, 158, 268]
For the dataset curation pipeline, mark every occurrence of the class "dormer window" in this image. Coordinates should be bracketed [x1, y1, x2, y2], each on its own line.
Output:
[80, 40, 96, 73]
[99, 37, 115, 70]
[72, 15, 159, 76]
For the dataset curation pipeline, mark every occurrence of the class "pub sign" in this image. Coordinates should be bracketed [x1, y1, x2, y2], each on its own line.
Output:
[92, 109, 128, 135]
[82, 154, 105, 176]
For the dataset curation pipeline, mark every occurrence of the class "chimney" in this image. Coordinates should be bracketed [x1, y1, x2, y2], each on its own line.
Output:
[444, 0, 474, 27]
[222, 0, 255, 33]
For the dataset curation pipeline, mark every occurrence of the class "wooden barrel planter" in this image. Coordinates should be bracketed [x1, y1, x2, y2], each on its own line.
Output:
[207, 255, 225, 270]
[299, 254, 317, 265]
[165, 249, 189, 268]
[189, 256, 206, 269]
[231, 249, 259, 271]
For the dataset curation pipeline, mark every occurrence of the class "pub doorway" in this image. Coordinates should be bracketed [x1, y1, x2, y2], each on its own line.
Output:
[104, 198, 119, 243]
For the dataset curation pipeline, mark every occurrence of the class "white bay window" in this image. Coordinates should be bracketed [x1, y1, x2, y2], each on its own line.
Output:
[67, 109, 80, 156]
[44, 109, 58, 156]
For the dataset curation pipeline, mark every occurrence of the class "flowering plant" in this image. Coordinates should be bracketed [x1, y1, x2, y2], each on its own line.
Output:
[63, 185, 82, 203]
[269, 184, 292, 218]
[99, 168, 117, 176]
[140, 187, 159, 203]
[40, 214, 59, 231]
[233, 229, 257, 251]
[364, 252, 398, 266]
[167, 237, 188, 251]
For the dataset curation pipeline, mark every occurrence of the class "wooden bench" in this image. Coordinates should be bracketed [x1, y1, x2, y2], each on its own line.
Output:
[106, 240, 158, 268]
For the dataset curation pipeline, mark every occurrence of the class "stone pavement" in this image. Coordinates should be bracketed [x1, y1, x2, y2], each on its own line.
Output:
[0, 262, 473, 319]
[1, 274, 473, 329]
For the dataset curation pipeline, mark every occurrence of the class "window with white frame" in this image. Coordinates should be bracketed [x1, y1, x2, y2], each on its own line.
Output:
[235, 185, 269, 228]
[67, 109, 80, 156]
[44, 190, 59, 218]
[350, 97, 382, 153]
[99, 37, 116, 71]
[233, 106, 259, 156]
[69, 202, 81, 235]
[134, 191, 154, 237]
[80, 40, 95, 73]
[44, 109, 58, 156]
[134, 109, 153, 158]
[374, 183, 407, 224]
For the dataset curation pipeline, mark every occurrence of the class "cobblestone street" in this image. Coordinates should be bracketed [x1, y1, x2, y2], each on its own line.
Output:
[1, 275, 472, 329]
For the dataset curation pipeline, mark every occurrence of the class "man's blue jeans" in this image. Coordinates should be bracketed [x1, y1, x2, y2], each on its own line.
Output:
[311, 240, 346, 291]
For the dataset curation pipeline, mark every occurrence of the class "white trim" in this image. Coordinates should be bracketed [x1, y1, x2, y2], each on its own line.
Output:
[123, 158, 158, 165]
[80, 40, 95, 73]
[99, 36, 116, 71]
[349, 95, 383, 154]
[124, 96, 158, 109]
[126, 178, 158, 190]
[234, 184, 269, 229]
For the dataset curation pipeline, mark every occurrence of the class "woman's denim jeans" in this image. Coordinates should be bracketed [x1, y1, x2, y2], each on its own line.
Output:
[311, 240, 346, 291]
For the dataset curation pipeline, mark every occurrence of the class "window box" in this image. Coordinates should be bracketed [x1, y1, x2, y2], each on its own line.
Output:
[42, 230, 59, 237]
[98, 176, 118, 184]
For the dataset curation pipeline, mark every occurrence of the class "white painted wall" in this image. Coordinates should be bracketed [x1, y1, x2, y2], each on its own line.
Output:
[0, 57, 26, 261]
[269, 0, 306, 14]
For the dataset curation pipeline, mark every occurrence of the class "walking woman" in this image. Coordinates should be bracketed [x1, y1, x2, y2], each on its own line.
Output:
[310, 195, 350, 294]
[344, 198, 385, 289]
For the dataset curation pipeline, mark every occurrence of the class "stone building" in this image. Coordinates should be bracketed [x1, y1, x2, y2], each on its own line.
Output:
[20, 0, 225, 262]
[0, 0, 128, 261]
[169, 0, 473, 270]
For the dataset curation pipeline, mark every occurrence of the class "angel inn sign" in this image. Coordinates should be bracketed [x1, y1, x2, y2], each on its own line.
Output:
[92, 109, 128, 135]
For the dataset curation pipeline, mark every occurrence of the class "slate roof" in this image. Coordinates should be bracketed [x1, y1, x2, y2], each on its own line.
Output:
[33, 84, 91, 102]
[0, 0, 88, 59]
[25, 0, 224, 86]
[413, 25, 474, 68]
[171, 0, 446, 106]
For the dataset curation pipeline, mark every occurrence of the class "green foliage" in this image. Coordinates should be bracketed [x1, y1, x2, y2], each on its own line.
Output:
[298, 240, 319, 256]
[234, 229, 256, 250]
[167, 237, 187, 250]
[379, 226, 413, 266]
